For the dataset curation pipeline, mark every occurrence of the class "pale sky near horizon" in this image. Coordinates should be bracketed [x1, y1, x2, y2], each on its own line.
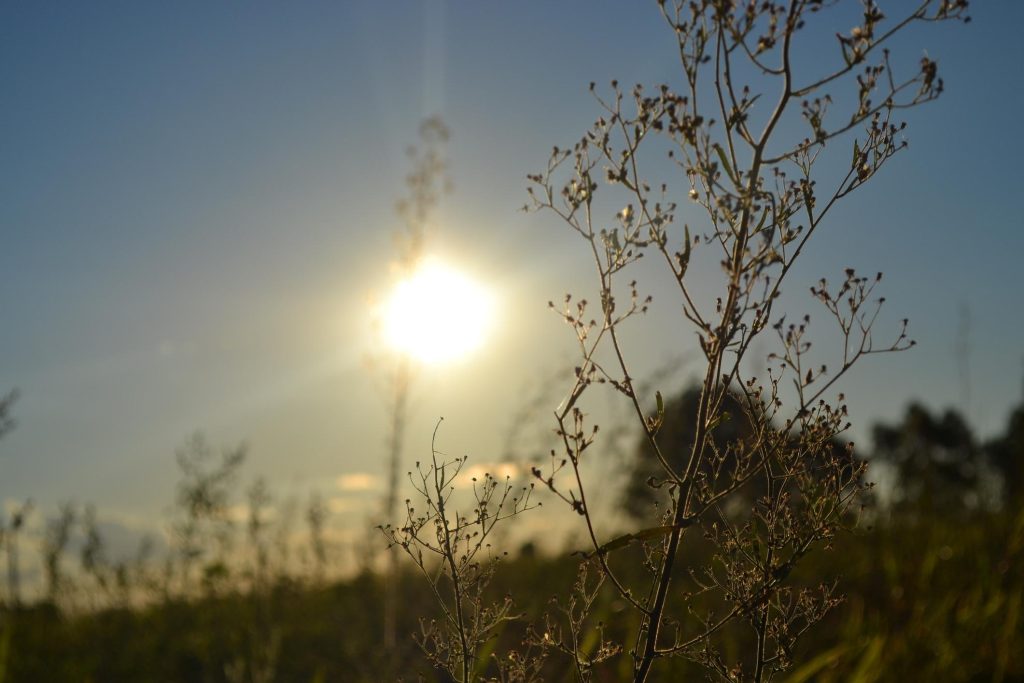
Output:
[2, 2, 1023, 556]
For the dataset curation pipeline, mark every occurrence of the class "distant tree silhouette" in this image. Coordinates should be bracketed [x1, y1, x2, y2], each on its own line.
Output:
[0, 389, 22, 606]
[623, 385, 858, 520]
[622, 386, 750, 519]
[986, 401, 1024, 504]
[0, 389, 17, 440]
[870, 403, 980, 513]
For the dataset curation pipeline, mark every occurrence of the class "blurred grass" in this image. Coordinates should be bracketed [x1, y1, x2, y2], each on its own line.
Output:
[0, 505, 1020, 681]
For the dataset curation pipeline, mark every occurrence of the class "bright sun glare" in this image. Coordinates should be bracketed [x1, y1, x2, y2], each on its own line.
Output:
[382, 259, 494, 365]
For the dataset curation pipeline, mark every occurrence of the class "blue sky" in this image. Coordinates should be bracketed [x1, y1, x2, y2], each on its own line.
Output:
[1, 2, 1022, 545]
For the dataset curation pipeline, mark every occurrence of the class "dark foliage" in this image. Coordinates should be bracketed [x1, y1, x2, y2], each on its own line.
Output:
[871, 403, 981, 513]
[987, 402, 1024, 503]
[622, 386, 858, 521]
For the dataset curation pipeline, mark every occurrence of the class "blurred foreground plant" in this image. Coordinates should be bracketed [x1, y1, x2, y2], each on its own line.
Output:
[376, 116, 452, 652]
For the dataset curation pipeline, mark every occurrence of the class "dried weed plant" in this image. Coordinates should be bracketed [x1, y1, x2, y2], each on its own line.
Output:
[392, 2, 969, 681]
[523, 1, 969, 681]
[381, 421, 538, 682]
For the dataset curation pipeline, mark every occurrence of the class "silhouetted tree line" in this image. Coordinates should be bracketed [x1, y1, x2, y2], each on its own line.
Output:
[624, 383, 1024, 519]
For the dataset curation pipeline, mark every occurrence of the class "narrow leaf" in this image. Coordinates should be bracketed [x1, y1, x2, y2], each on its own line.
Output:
[714, 143, 738, 184]
[679, 224, 692, 277]
[585, 521, 695, 557]
[706, 410, 732, 432]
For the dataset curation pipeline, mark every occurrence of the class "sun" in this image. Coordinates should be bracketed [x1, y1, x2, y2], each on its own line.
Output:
[381, 258, 494, 365]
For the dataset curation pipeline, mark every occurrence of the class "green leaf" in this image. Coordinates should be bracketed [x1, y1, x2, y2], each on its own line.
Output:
[587, 522, 695, 557]
[679, 224, 692, 276]
[848, 636, 884, 683]
[648, 390, 666, 434]
[580, 626, 601, 657]
[714, 143, 738, 185]
[783, 643, 849, 683]
[706, 410, 732, 432]
[472, 631, 500, 679]
[755, 205, 770, 233]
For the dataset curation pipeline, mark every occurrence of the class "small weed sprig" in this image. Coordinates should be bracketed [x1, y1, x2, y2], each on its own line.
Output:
[381, 420, 540, 682]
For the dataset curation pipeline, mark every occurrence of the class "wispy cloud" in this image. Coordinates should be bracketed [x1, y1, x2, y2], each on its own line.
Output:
[336, 472, 381, 493]
[455, 462, 522, 487]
